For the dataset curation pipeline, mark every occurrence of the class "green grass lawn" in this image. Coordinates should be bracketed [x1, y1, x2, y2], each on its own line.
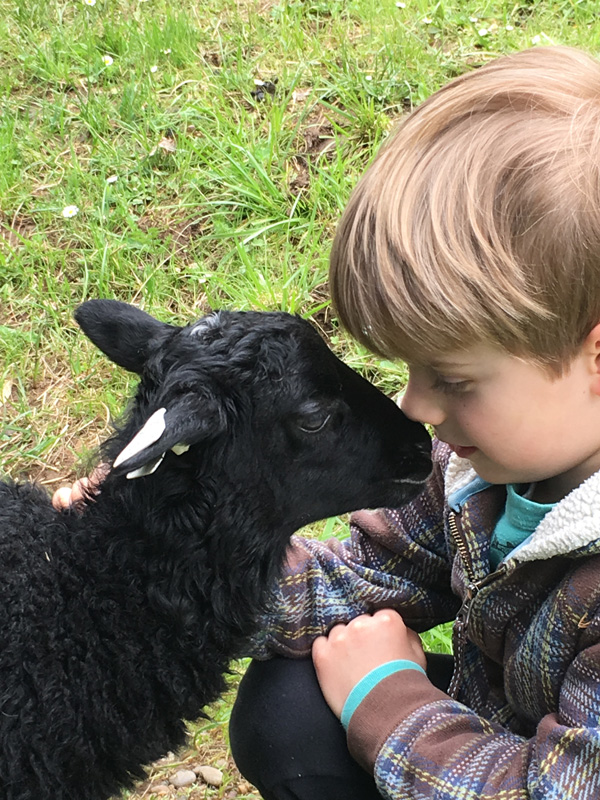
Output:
[1, 0, 598, 796]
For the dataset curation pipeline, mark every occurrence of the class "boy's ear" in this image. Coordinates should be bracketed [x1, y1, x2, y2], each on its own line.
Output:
[75, 300, 177, 374]
[581, 322, 600, 396]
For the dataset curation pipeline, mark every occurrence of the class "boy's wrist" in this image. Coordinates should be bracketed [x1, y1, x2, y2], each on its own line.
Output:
[346, 668, 448, 775]
[340, 659, 426, 730]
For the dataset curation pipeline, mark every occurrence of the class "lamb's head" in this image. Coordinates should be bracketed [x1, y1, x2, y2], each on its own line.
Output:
[75, 300, 431, 534]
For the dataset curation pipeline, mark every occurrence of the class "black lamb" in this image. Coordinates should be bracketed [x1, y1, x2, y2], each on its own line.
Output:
[0, 300, 431, 800]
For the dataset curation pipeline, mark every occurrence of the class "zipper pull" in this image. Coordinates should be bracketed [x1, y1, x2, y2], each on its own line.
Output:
[446, 511, 511, 698]
[447, 571, 507, 699]
[447, 589, 475, 699]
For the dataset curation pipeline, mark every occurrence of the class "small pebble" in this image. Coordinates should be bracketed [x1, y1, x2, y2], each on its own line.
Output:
[169, 769, 197, 788]
[149, 786, 172, 796]
[196, 765, 224, 787]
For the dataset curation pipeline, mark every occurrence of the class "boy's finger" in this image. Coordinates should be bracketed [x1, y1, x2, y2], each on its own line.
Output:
[52, 464, 109, 511]
[52, 478, 91, 510]
[52, 486, 73, 510]
[71, 477, 91, 503]
[311, 635, 329, 662]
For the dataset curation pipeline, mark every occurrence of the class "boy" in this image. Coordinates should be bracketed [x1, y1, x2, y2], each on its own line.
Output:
[228, 46, 600, 799]
[57, 46, 600, 799]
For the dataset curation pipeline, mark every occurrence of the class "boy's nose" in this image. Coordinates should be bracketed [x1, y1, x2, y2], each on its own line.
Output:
[400, 379, 446, 427]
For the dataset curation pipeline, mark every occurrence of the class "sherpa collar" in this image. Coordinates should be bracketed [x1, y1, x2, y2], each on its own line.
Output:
[444, 452, 600, 564]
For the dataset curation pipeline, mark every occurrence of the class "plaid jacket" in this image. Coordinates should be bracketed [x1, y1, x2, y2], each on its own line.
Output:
[253, 440, 600, 799]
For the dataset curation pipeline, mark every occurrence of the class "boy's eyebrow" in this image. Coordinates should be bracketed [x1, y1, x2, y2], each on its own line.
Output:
[428, 359, 472, 370]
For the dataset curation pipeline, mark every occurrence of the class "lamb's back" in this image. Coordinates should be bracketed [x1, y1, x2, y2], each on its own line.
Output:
[0, 479, 58, 538]
[0, 480, 66, 604]
[0, 481, 228, 800]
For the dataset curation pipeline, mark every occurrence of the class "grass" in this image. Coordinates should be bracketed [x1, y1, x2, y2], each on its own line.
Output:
[1, 0, 597, 796]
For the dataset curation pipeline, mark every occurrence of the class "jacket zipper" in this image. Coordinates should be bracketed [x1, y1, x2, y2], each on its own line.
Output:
[447, 512, 508, 699]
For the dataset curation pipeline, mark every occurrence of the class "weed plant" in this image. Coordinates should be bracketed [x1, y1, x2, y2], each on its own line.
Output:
[1, 1, 596, 795]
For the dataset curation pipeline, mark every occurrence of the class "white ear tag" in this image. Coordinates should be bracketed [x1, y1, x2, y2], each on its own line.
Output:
[113, 407, 167, 469]
[171, 443, 190, 455]
[126, 454, 165, 480]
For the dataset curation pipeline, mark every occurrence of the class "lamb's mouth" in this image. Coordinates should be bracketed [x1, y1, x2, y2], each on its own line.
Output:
[391, 474, 430, 486]
[390, 476, 429, 489]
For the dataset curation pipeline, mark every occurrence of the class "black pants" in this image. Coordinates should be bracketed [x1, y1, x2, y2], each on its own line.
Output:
[229, 653, 453, 800]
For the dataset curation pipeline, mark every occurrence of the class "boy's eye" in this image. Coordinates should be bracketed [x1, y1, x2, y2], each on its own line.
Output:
[431, 375, 472, 395]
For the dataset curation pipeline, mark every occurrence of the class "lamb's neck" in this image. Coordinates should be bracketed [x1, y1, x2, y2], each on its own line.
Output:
[185, 491, 294, 643]
[81, 473, 292, 646]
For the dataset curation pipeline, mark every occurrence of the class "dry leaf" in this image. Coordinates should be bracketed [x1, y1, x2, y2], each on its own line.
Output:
[148, 133, 177, 158]
[292, 88, 311, 104]
[157, 136, 177, 153]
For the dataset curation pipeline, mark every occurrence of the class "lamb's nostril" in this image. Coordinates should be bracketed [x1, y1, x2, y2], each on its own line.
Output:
[416, 438, 433, 456]
[394, 439, 432, 485]
[400, 438, 432, 463]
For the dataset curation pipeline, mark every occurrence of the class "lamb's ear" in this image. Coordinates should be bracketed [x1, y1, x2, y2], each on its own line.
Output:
[112, 394, 227, 479]
[75, 300, 177, 374]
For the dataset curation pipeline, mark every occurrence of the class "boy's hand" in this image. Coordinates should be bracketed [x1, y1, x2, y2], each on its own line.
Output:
[52, 465, 109, 511]
[312, 609, 427, 719]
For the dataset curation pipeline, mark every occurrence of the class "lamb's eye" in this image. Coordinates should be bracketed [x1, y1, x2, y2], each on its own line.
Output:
[297, 412, 331, 433]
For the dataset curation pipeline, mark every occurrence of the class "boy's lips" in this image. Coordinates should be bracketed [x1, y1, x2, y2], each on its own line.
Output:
[447, 443, 478, 458]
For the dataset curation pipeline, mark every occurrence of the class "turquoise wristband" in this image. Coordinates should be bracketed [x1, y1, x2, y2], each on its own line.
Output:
[340, 659, 426, 730]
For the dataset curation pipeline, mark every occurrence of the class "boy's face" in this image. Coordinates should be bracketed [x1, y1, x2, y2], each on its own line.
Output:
[401, 337, 600, 503]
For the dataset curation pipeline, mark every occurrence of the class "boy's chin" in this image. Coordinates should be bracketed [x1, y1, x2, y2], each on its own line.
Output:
[462, 452, 502, 482]
[448, 444, 478, 459]
[469, 460, 524, 486]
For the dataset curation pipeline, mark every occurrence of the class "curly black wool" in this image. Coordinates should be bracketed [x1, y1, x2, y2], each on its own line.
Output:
[0, 300, 431, 800]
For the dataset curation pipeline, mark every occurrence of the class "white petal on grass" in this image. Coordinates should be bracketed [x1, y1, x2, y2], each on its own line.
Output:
[532, 34, 541, 44]
[1, 379, 13, 406]
[106, 175, 118, 184]
[478, 28, 489, 36]
[150, 65, 158, 73]
[61, 205, 79, 218]
[506, 24, 514, 31]
[395, 2, 406, 8]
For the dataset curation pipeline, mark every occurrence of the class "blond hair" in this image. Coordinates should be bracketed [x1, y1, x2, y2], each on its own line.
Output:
[330, 46, 600, 369]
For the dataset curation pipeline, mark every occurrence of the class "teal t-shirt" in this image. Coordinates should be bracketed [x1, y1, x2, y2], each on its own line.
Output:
[489, 484, 555, 569]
